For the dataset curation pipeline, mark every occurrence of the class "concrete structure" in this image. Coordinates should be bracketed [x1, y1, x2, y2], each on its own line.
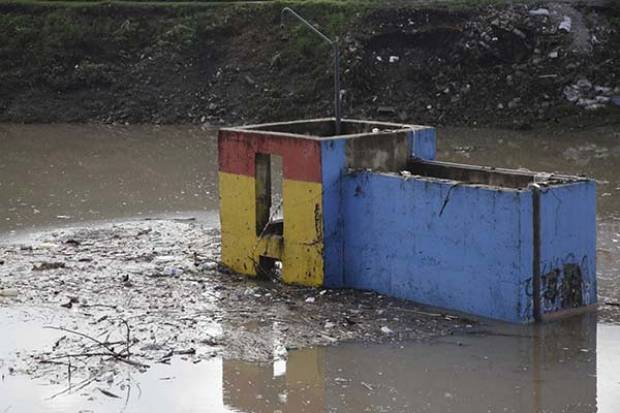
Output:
[218, 119, 597, 322]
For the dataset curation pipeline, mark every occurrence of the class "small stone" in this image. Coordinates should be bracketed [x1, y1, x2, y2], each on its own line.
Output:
[559, 16, 572, 32]
[576, 79, 592, 90]
[529, 8, 550, 17]
[512, 28, 526, 39]
[377, 106, 396, 115]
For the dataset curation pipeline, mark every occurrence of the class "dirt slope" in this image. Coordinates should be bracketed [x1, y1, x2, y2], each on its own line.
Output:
[0, 1, 618, 128]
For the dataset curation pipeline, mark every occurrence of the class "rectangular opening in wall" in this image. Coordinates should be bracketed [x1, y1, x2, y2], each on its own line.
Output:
[255, 153, 283, 236]
[256, 256, 282, 280]
[270, 155, 283, 223]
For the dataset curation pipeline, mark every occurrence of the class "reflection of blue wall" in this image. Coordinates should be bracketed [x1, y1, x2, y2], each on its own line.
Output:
[341, 171, 536, 322]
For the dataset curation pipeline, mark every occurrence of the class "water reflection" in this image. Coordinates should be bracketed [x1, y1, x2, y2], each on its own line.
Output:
[220, 314, 618, 413]
[1, 307, 619, 412]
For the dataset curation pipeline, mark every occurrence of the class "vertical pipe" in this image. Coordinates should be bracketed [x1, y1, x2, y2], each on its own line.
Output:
[281, 7, 342, 135]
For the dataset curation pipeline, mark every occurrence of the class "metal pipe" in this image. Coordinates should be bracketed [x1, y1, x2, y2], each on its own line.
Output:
[281, 7, 342, 134]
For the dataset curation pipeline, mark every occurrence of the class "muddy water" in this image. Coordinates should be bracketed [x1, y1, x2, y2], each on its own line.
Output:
[0, 124, 219, 235]
[1, 123, 620, 412]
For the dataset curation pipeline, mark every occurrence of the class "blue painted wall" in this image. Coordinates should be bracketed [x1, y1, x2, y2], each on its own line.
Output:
[341, 171, 537, 322]
[321, 127, 437, 288]
[539, 182, 597, 315]
[408, 127, 436, 160]
[321, 139, 347, 288]
[318, 126, 595, 322]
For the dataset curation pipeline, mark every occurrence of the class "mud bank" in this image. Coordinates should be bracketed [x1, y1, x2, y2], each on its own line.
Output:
[0, 218, 474, 388]
[0, 1, 619, 128]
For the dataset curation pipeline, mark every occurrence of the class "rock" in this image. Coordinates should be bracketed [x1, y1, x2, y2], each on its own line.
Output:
[32, 262, 65, 271]
[559, 16, 572, 33]
[377, 106, 396, 115]
[0, 289, 18, 297]
[270, 53, 281, 68]
[576, 79, 592, 90]
[529, 8, 550, 17]
[198, 261, 217, 271]
[585, 104, 605, 111]
[563, 86, 580, 102]
[508, 98, 521, 109]
[594, 86, 612, 94]
[577, 98, 598, 107]
[512, 28, 526, 39]
[63, 239, 80, 247]
[162, 266, 183, 277]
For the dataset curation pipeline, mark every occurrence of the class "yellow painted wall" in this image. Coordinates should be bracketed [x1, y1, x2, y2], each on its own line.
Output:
[219, 172, 325, 286]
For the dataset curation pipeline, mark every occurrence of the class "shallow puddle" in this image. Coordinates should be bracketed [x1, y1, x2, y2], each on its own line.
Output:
[1, 123, 620, 412]
[1, 309, 619, 412]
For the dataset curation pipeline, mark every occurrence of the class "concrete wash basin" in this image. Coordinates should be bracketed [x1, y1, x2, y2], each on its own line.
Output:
[218, 118, 596, 322]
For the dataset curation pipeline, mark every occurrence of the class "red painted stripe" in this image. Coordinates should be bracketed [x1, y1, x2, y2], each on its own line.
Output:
[218, 130, 322, 183]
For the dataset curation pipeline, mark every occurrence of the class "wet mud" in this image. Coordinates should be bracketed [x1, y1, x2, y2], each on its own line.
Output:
[0, 218, 474, 398]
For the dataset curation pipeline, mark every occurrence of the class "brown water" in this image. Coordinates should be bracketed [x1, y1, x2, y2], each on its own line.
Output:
[0, 124, 219, 235]
[1, 123, 620, 412]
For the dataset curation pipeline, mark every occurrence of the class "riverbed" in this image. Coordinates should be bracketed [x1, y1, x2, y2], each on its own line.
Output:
[1, 123, 619, 412]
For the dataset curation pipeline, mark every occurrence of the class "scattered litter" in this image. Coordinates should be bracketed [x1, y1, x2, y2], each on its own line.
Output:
[98, 388, 121, 398]
[32, 262, 65, 271]
[0, 219, 473, 396]
[198, 261, 217, 271]
[56, 215, 71, 220]
[0, 289, 18, 297]
[389, 55, 399, 63]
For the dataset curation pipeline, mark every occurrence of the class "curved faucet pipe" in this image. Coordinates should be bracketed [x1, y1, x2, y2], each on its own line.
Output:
[281, 7, 342, 135]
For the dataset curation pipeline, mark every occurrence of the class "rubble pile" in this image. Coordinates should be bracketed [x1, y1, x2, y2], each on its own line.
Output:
[0, 219, 474, 388]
